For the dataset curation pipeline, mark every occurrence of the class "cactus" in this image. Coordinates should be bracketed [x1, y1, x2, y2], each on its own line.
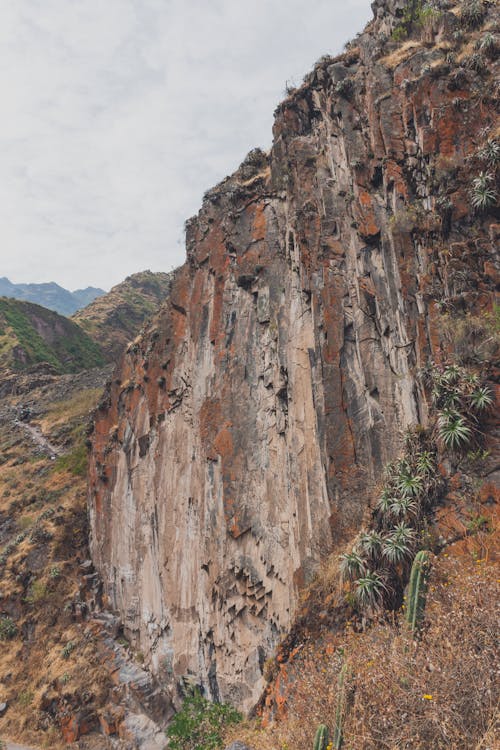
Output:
[406, 550, 430, 631]
[313, 724, 329, 750]
[333, 662, 347, 749]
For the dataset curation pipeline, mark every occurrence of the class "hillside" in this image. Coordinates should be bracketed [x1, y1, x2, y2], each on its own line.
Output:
[0, 277, 105, 317]
[73, 271, 174, 362]
[0, 298, 104, 374]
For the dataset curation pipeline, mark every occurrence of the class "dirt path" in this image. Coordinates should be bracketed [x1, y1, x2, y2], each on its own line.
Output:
[5, 743, 40, 750]
[14, 420, 61, 457]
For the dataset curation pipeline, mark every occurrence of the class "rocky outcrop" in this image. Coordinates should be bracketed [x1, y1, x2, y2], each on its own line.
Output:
[89, 0, 498, 714]
[73, 271, 175, 363]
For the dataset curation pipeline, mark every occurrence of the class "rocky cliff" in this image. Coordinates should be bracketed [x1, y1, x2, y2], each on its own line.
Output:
[89, 0, 498, 716]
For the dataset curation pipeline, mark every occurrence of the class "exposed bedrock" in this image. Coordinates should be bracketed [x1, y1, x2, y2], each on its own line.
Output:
[89, 1, 498, 713]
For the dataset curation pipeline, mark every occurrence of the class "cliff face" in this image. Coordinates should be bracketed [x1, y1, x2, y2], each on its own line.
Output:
[89, 0, 498, 712]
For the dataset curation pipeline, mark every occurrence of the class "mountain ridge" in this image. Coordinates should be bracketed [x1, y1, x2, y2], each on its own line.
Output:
[0, 277, 105, 317]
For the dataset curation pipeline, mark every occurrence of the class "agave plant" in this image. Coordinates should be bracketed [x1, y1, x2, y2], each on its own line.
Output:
[339, 550, 367, 583]
[358, 531, 384, 559]
[463, 371, 479, 387]
[354, 571, 388, 609]
[377, 490, 396, 514]
[397, 472, 423, 498]
[437, 409, 472, 449]
[391, 522, 417, 546]
[441, 364, 463, 384]
[470, 386, 493, 412]
[389, 495, 418, 519]
[477, 137, 500, 165]
[382, 536, 413, 565]
[470, 172, 498, 211]
[416, 450, 435, 475]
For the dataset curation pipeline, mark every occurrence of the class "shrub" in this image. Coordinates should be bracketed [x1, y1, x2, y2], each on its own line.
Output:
[25, 580, 48, 604]
[465, 52, 487, 73]
[334, 78, 354, 98]
[62, 641, 75, 659]
[18, 690, 34, 707]
[0, 616, 17, 640]
[392, 1, 442, 41]
[358, 531, 384, 559]
[166, 689, 242, 750]
[459, 0, 486, 29]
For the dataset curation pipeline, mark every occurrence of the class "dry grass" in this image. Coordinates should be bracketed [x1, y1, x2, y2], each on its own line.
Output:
[225, 554, 498, 750]
[224, 481, 499, 750]
[41, 386, 102, 427]
[0, 377, 111, 747]
[380, 41, 422, 69]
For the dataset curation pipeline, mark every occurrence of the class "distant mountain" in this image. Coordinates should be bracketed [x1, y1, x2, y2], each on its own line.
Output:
[0, 277, 105, 316]
[73, 270, 174, 362]
[0, 297, 104, 373]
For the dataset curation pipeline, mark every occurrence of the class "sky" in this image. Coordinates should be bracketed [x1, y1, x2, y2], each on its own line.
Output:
[1, 0, 372, 291]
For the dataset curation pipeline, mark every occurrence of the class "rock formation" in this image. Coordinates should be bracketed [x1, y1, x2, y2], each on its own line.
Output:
[89, 0, 498, 714]
[74, 270, 175, 362]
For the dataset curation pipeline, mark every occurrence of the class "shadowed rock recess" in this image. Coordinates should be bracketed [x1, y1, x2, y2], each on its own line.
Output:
[89, 0, 498, 714]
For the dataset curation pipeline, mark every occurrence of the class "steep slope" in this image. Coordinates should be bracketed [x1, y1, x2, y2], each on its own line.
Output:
[0, 278, 104, 316]
[88, 0, 499, 717]
[0, 298, 104, 374]
[73, 271, 174, 362]
[0, 366, 113, 748]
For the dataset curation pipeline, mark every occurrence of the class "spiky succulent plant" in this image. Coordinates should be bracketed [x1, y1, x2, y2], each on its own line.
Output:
[354, 571, 388, 609]
[339, 550, 367, 583]
[437, 409, 472, 449]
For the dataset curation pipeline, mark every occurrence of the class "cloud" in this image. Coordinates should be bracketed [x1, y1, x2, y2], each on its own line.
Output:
[0, 0, 372, 290]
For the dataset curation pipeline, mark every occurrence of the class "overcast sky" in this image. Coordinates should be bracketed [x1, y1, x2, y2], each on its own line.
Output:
[1, 0, 372, 291]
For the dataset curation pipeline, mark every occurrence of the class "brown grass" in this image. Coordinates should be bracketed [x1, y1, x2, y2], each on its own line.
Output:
[0, 377, 111, 747]
[225, 554, 498, 750]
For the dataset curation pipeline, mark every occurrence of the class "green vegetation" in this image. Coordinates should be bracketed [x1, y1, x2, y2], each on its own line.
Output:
[459, 0, 486, 29]
[0, 297, 104, 373]
[391, 1, 441, 42]
[55, 440, 88, 477]
[313, 724, 329, 750]
[0, 615, 17, 640]
[333, 663, 347, 750]
[339, 427, 441, 612]
[25, 580, 48, 604]
[469, 172, 497, 211]
[166, 689, 242, 750]
[62, 641, 75, 659]
[426, 364, 493, 452]
[405, 550, 430, 631]
[18, 690, 34, 707]
[339, 357, 494, 614]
